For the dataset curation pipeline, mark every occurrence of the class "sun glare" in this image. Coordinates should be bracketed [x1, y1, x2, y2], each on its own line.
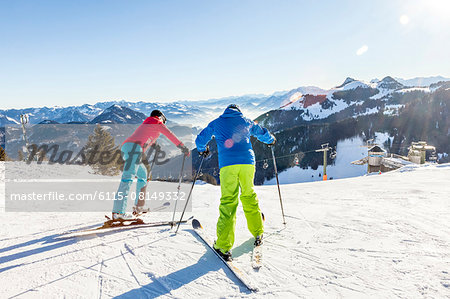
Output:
[404, 0, 450, 25]
[399, 15, 410, 25]
[425, 0, 450, 17]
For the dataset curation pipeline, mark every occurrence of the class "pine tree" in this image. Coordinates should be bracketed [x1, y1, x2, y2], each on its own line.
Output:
[85, 125, 123, 176]
[0, 146, 7, 161]
[200, 173, 218, 185]
[17, 149, 24, 161]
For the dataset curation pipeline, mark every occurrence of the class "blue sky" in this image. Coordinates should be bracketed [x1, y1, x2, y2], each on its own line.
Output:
[1, 0, 449, 108]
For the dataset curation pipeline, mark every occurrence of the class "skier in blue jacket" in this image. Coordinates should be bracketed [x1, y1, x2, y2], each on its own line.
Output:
[195, 104, 275, 261]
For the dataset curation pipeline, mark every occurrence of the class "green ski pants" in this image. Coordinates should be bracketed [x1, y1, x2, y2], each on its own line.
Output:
[214, 164, 264, 253]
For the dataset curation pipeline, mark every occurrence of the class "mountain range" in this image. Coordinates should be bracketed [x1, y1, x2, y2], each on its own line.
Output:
[1, 76, 448, 128]
[192, 76, 449, 184]
[1, 75, 449, 184]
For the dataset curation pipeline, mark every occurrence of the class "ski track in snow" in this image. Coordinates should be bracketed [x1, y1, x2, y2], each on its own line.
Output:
[0, 162, 449, 298]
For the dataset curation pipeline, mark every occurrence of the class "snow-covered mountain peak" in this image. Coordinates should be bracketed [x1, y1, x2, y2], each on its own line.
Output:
[341, 80, 371, 91]
[332, 77, 375, 92]
[377, 76, 403, 90]
[90, 105, 146, 124]
[279, 92, 304, 108]
[336, 77, 356, 88]
[395, 75, 450, 87]
[106, 104, 123, 111]
[38, 120, 60, 124]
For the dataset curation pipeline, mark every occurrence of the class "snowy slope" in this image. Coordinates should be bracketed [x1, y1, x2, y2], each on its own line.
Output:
[265, 136, 369, 184]
[0, 162, 449, 298]
[278, 77, 401, 121]
[395, 76, 450, 87]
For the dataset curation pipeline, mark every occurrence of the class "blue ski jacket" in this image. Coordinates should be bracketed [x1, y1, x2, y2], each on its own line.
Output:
[195, 107, 275, 169]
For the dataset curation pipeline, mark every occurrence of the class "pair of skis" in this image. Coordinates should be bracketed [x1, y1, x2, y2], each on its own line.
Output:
[63, 217, 261, 292]
[61, 216, 194, 238]
[61, 202, 192, 237]
[192, 219, 262, 292]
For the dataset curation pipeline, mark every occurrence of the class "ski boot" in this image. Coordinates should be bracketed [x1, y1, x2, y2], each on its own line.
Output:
[213, 243, 232, 261]
[132, 206, 150, 217]
[254, 235, 263, 246]
[101, 212, 142, 228]
[111, 212, 137, 222]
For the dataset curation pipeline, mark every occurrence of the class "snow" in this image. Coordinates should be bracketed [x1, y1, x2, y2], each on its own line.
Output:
[286, 96, 350, 121]
[280, 78, 392, 121]
[382, 156, 413, 167]
[263, 132, 392, 184]
[265, 137, 368, 184]
[384, 104, 404, 116]
[370, 88, 392, 100]
[5, 116, 20, 124]
[341, 80, 370, 91]
[333, 78, 374, 92]
[352, 107, 379, 118]
[374, 131, 391, 145]
[281, 92, 303, 107]
[294, 86, 327, 96]
[397, 87, 431, 93]
[303, 99, 346, 120]
[1, 161, 450, 298]
[395, 76, 450, 87]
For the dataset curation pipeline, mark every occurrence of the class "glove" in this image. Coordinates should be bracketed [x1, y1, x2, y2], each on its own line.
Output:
[198, 146, 210, 157]
[151, 142, 161, 152]
[268, 134, 276, 146]
[178, 144, 190, 157]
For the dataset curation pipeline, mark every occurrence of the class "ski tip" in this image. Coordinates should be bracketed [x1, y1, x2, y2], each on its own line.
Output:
[192, 219, 202, 229]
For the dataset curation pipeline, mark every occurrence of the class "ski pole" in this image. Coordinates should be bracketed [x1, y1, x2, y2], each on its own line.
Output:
[171, 154, 186, 225]
[175, 155, 205, 234]
[136, 144, 159, 210]
[271, 146, 286, 225]
[147, 144, 159, 181]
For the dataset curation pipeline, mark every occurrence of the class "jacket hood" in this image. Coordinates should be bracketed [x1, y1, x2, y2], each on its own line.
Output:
[220, 107, 243, 118]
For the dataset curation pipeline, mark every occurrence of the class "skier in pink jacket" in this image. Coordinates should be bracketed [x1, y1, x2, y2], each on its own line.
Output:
[112, 110, 190, 220]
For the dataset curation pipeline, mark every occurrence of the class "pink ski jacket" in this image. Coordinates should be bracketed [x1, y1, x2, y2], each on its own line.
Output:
[123, 116, 183, 151]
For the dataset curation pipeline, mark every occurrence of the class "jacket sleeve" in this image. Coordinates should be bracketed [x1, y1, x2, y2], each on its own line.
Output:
[159, 124, 183, 147]
[195, 121, 214, 152]
[249, 121, 274, 144]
